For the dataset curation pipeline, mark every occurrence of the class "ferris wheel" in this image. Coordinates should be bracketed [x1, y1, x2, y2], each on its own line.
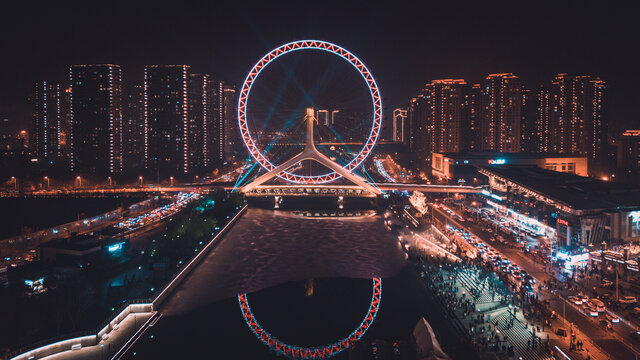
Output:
[237, 40, 383, 185]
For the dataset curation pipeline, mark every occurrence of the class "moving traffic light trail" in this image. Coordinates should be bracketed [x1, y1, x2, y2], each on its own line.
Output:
[238, 277, 382, 359]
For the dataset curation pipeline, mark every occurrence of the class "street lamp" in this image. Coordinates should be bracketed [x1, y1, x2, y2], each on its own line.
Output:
[11, 176, 17, 190]
[139, 176, 143, 186]
[76, 176, 82, 187]
[44, 176, 50, 187]
[108, 176, 112, 186]
[170, 176, 174, 186]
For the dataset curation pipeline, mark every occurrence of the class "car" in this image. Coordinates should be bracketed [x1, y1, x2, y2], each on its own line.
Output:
[569, 296, 583, 305]
[600, 280, 614, 288]
[619, 296, 637, 305]
[589, 298, 606, 312]
[599, 319, 613, 329]
[586, 306, 599, 317]
[606, 313, 620, 323]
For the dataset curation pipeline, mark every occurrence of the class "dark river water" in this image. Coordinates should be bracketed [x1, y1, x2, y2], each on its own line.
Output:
[123, 208, 479, 359]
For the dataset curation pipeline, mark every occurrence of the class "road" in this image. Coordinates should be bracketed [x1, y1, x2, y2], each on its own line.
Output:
[429, 202, 639, 360]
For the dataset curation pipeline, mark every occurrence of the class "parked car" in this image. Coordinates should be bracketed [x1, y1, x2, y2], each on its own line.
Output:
[600, 279, 614, 288]
[619, 296, 637, 305]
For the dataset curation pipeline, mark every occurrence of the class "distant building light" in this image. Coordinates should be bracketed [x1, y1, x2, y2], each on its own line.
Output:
[488, 158, 506, 165]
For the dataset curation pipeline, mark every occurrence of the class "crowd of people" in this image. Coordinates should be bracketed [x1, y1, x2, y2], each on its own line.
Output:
[411, 251, 554, 359]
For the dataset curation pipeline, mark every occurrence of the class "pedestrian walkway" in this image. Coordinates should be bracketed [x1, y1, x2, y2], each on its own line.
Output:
[12, 311, 154, 360]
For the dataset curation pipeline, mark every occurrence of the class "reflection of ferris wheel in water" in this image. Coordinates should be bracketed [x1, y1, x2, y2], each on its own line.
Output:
[238, 40, 382, 185]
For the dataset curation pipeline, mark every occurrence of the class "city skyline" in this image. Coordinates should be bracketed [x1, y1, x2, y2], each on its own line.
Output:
[4, 10, 640, 359]
[0, 1, 637, 133]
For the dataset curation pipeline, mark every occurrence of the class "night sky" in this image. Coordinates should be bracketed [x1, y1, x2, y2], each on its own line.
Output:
[1, 1, 637, 132]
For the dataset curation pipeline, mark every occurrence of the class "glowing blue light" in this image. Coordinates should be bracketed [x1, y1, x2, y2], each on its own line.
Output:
[108, 242, 124, 252]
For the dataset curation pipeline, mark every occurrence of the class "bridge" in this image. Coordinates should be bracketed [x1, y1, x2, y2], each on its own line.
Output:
[243, 183, 483, 197]
[2, 183, 483, 198]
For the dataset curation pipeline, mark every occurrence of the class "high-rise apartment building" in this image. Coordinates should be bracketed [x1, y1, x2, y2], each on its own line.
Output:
[69, 65, 122, 175]
[465, 84, 482, 152]
[188, 74, 214, 172]
[423, 79, 467, 154]
[479, 73, 522, 153]
[542, 74, 606, 162]
[393, 108, 407, 143]
[33, 81, 62, 161]
[222, 84, 238, 161]
[123, 84, 145, 170]
[144, 65, 190, 175]
[408, 95, 429, 165]
[208, 79, 225, 166]
[520, 87, 537, 153]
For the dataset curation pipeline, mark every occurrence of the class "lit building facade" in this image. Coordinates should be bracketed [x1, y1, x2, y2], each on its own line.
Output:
[615, 130, 640, 173]
[188, 74, 213, 172]
[69, 65, 123, 175]
[144, 65, 190, 175]
[543, 74, 607, 164]
[222, 84, 238, 161]
[33, 81, 62, 161]
[208, 79, 225, 166]
[122, 84, 145, 171]
[432, 152, 588, 180]
[423, 79, 467, 154]
[392, 108, 407, 143]
[408, 95, 429, 165]
[480, 73, 522, 153]
[465, 84, 481, 151]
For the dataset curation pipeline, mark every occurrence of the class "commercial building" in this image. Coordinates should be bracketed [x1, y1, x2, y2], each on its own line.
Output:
[479, 165, 640, 248]
[33, 81, 62, 161]
[69, 64, 123, 175]
[431, 152, 588, 180]
[144, 65, 190, 175]
[479, 73, 522, 153]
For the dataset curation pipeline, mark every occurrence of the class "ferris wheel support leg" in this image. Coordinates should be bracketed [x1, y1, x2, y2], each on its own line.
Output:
[240, 151, 309, 192]
[311, 151, 381, 195]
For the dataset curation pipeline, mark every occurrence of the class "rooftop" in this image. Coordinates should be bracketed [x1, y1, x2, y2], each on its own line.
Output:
[480, 165, 640, 212]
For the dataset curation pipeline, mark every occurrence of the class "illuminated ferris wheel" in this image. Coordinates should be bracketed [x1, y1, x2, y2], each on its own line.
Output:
[237, 40, 383, 186]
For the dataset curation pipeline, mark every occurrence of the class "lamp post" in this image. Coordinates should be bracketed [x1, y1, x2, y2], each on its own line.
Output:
[139, 176, 143, 186]
[11, 176, 17, 190]
[44, 176, 50, 187]
[76, 176, 82, 187]
[108, 176, 112, 186]
[170, 176, 174, 186]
